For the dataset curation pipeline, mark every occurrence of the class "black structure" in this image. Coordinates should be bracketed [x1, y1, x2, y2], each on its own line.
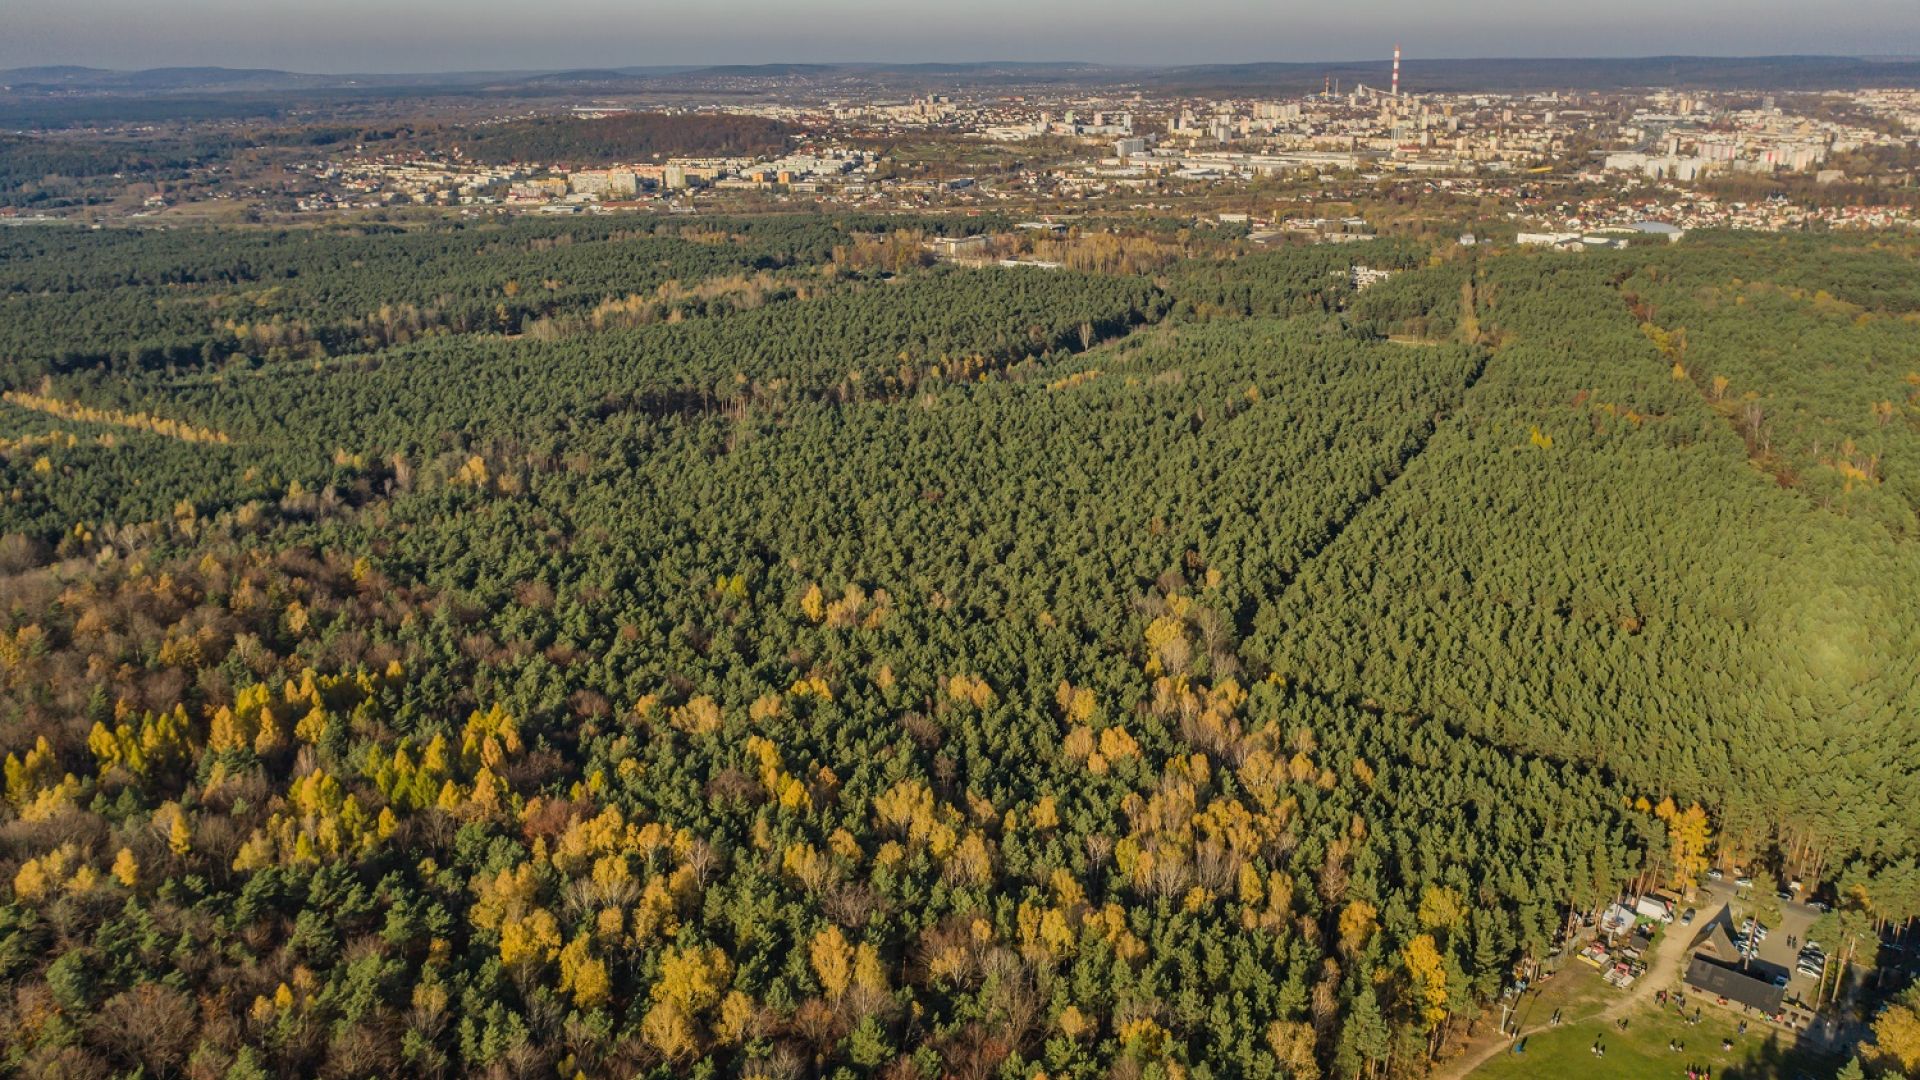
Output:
[1685, 955, 1785, 1014]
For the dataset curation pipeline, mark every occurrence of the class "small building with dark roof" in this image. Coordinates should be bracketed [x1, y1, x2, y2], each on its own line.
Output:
[1693, 923, 1741, 964]
[1682, 906, 1786, 1015]
[1685, 955, 1784, 1015]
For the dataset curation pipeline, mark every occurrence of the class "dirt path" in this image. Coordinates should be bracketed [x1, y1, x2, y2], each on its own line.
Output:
[1430, 922, 1692, 1080]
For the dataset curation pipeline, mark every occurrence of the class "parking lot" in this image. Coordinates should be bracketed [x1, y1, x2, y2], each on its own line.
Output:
[1694, 878, 1827, 1007]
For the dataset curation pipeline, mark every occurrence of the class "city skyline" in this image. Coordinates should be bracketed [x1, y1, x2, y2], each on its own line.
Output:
[6, 0, 1918, 75]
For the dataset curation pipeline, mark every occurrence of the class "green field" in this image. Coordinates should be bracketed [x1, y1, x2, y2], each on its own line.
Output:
[1464, 927, 1841, 1080]
[1475, 1004, 1826, 1080]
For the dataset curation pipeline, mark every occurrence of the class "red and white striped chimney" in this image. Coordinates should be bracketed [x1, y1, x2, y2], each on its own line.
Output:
[1392, 45, 1401, 98]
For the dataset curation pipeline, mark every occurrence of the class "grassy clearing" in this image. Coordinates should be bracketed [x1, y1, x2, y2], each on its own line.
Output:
[1473, 989, 1832, 1080]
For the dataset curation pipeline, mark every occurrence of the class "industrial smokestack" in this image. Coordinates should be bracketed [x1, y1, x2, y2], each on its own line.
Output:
[1392, 45, 1401, 98]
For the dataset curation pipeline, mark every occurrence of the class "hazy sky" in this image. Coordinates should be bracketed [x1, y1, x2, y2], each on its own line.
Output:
[5, 0, 1917, 73]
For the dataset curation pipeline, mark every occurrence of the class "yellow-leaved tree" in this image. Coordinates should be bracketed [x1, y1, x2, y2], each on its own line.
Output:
[1337, 899, 1378, 955]
[111, 848, 139, 888]
[1873, 996, 1920, 1074]
[1267, 1019, 1320, 1080]
[1402, 933, 1450, 1031]
[644, 945, 733, 1059]
[810, 925, 853, 999]
[1417, 885, 1468, 935]
[1655, 798, 1714, 889]
[557, 933, 611, 1009]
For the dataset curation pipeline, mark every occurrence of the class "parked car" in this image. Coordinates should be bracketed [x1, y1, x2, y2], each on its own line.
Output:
[1708, 869, 1724, 881]
[1736, 876, 1755, 888]
[1681, 908, 1696, 924]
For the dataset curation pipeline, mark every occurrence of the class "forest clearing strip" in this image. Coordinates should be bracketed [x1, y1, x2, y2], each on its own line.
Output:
[0, 389, 232, 445]
[1261, 341, 1493, 608]
[584, 308, 1172, 423]
[1247, 334, 1648, 796]
[1617, 287, 1803, 492]
[0, 423, 126, 456]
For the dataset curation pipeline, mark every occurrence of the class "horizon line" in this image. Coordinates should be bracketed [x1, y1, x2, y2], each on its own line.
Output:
[6, 52, 1920, 81]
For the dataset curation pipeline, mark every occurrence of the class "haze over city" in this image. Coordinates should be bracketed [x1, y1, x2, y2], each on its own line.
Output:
[5, 0, 1920, 72]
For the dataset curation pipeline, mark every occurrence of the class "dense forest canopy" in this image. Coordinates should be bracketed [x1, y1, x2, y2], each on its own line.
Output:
[1, 219, 1917, 1079]
[0, 134, 225, 207]
[426, 112, 801, 166]
[0, 215, 1008, 382]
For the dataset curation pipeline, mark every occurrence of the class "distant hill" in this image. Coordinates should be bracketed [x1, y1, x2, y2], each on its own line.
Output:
[0, 65, 108, 84]
[1148, 54, 1920, 93]
[518, 54, 1920, 93]
[674, 63, 844, 78]
[4, 54, 1919, 117]
[0, 65, 536, 94]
